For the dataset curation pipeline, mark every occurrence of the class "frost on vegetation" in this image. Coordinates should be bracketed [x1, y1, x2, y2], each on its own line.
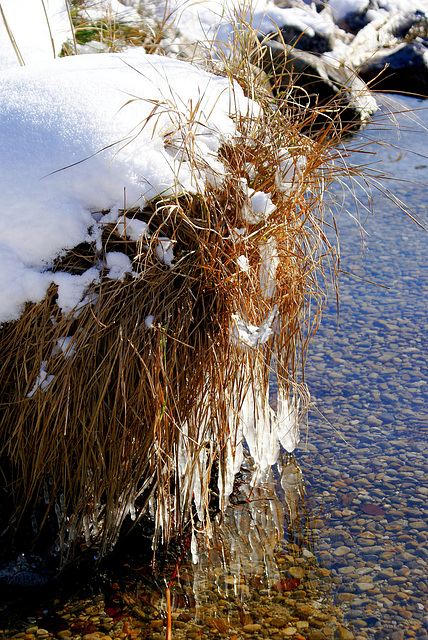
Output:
[230, 306, 278, 349]
[27, 361, 55, 398]
[155, 238, 175, 267]
[240, 180, 276, 225]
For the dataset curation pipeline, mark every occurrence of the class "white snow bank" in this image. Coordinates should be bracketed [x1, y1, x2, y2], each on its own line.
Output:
[328, 0, 428, 22]
[377, 0, 428, 14]
[161, 0, 334, 49]
[0, 0, 72, 68]
[0, 50, 255, 323]
[78, 0, 142, 25]
[327, 0, 370, 22]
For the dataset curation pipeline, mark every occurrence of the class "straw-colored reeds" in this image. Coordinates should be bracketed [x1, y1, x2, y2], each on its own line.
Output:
[0, 18, 346, 563]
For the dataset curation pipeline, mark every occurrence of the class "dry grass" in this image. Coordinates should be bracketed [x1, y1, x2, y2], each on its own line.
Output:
[62, 0, 171, 55]
[0, 100, 340, 562]
[0, 8, 359, 564]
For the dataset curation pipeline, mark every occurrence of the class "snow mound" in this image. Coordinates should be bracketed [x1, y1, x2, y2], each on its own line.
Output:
[0, 50, 254, 323]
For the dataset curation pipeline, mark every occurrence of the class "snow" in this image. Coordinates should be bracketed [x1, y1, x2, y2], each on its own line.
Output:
[78, 0, 141, 25]
[377, 0, 428, 13]
[145, 314, 155, 328]
[237, 254, 250, 272]
[27, 361, 55, 397]
[0, 0, 72, 68]
[105, 251, 134, 279]
[53, 268, 101, 315]
[243, 187, 276, 225]
[117, 216, 148, 241]
[327, 0, 369, 22]
[0, 50, 254, 323]
[156, 238, 175, 267]
[231, 306, 278, 349]
[161, 0, 335, 47]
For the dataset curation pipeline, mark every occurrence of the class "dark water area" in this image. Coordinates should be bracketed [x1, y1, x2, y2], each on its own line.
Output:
[1, 96, 428, 640]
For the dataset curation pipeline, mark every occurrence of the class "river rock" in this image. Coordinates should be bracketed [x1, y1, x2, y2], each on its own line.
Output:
[261, 40, 376, 133]
[289, 566, 305, 579]
[332, 545, 351, 557]
[274, 23, 335, 54]
[243, 624, 262, 633]
[358, 39, 428, 94]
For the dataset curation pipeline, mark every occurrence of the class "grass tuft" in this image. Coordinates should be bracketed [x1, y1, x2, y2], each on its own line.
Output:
[0, 4, 375, 565]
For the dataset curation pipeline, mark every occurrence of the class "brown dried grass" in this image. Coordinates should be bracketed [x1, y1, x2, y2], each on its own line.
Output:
[0, 32, 345, 562]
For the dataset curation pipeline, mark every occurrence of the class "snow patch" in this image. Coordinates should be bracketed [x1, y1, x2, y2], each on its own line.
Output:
[0, 51, 254, 324]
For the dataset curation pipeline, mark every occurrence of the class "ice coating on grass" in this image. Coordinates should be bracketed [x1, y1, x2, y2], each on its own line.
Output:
[27, 361, 55, 397]
[240, 382, 280, 478]
[259, 237, 279, 300]
[230, 306, 278, 348]
[241, 383, 299, 478]
[276, 387, 300, 453]
[0, 50, 255, 323]
[176, 422, 211, 522]
[156, 238, 175, 267]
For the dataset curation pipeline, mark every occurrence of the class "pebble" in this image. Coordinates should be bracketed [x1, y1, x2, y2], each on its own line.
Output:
[333, 547, 351, 557]
[289, 567, 305, 579]
[242, 625, 262, 633]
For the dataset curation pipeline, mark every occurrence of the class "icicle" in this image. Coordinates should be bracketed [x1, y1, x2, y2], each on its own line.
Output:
[82, 515, 91, 546]
[259, 238, 279, 300]
[276, 387, 300, 453]
[191, 528, 198, 564]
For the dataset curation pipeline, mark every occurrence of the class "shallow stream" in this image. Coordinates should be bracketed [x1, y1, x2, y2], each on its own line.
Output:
[1, 96, 427, 640]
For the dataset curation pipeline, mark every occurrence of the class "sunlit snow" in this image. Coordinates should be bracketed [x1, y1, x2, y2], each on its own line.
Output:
[0, 50, 254, 323]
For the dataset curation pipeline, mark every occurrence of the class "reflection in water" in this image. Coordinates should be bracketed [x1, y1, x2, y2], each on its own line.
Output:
[1, 457, 353, 639]
[113, 458, 351, 640]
